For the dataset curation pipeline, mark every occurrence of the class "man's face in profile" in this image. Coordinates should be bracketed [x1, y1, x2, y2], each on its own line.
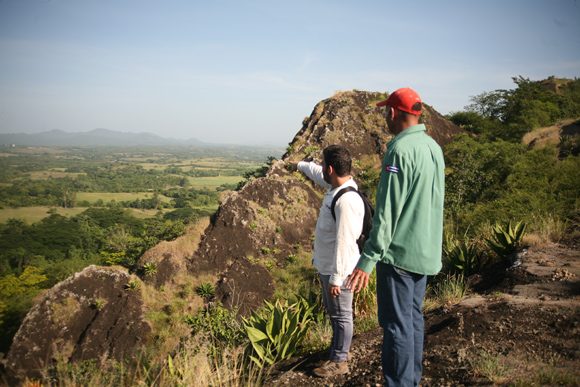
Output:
[322, 160, 331, 184]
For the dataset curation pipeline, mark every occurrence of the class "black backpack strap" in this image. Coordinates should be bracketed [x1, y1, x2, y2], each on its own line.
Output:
[330, 186, 358, 221]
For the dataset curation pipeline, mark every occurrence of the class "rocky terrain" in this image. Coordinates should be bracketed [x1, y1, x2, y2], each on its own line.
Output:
[3, 90, 463, 381]
[188, 90, 461, 313]
[269, 243, 580, 385]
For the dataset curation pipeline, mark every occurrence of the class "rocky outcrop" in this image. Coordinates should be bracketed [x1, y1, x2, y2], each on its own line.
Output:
[4, 90, 461, 381]
[189, 90, 462, 312]
[5, 265, 150, 381]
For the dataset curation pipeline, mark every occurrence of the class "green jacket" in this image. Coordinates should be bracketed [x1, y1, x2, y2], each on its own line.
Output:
[356, 124, 445, 275]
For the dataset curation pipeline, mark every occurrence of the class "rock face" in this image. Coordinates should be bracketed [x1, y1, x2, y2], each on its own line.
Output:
[5, 265, 150, 381]
[189, 90, 462, 312]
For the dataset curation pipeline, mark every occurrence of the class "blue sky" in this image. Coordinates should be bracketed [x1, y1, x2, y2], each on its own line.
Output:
[1, 0, 579, 145]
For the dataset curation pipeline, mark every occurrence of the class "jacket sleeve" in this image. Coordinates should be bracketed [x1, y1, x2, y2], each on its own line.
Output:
[297, 161, 331, 189]
[330, 192, 364, 286]
[356, 149, 411, 273]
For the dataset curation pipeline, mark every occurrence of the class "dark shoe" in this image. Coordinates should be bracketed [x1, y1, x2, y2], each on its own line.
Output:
[313, 360, 349, 377]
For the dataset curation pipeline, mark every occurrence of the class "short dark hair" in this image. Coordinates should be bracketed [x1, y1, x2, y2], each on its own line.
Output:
[323, 145, 352, 177]
[399, 102, 422, 119]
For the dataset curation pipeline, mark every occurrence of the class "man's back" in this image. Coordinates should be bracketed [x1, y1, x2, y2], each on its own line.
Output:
[358, 123, 445, 275]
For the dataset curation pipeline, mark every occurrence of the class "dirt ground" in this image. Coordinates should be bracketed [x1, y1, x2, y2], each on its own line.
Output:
[268, 243, 580, 386]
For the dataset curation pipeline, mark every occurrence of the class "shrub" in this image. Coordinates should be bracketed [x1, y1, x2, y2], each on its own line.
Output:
[243, 297, 314, 368]
[185, 303, 243, 349]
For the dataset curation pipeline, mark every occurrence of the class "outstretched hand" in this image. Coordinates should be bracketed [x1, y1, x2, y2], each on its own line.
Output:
[346, 268, 370, 293]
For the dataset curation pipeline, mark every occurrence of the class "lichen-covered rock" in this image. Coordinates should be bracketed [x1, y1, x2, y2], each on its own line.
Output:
[215, 258, 275, 315]
[5, 265, 151, 381]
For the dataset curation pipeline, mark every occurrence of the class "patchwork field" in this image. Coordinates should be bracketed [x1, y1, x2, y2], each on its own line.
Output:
[0, 146, 280, 224]
[186, 175, 244, 189]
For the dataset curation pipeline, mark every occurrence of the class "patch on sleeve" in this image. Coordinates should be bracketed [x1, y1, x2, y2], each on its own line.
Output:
[385, 165, 399, 173]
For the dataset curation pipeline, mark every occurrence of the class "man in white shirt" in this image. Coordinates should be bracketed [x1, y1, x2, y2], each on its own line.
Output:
[296, 145, 365, 377]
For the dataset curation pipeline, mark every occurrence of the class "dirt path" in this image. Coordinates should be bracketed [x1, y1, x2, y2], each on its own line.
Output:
[269, 244, 580, 386]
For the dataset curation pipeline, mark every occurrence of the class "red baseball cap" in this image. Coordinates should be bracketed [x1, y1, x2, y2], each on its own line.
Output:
[376, 87, 422, 115]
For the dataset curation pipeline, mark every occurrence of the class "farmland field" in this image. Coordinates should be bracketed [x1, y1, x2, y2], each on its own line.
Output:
[0, 145, 282, 224]
[186, 175, 244, 189]
[76, 192, 172, 204]
[0, 206, 88, 224]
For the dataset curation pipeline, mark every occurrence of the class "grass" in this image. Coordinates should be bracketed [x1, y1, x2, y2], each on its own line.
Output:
[470, 350, 509, 384]
[0, 206, 172, 224]
[186, 175, 245, 189]
[423, 274, 468, 312]
[302, 318, 333, 354]
[42, 335, 265, 387]
[471, 351, 580, 386]
[76, 192, 172, 204]
[0, 206, 87, 224]
[523, 213, 568, 246]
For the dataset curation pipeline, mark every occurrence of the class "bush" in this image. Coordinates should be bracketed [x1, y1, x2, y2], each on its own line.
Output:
[185, 303, 243, 349]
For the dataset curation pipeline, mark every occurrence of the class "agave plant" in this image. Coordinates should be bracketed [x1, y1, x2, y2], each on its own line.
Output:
[486, 221, 527, 265]
[195, 282, 216, 302]
[446, 241, 483, 277]
[443, 232, 483, 277]
[243, 297, 314, 368]
[142, 262, 157, 277]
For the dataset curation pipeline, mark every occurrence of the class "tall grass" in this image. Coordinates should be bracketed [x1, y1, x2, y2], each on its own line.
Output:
[424, 274, 468, 312]
[43, 335, 265, 387]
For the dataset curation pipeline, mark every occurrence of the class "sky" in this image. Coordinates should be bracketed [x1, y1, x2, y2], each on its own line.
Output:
[1, 0, 579, 145]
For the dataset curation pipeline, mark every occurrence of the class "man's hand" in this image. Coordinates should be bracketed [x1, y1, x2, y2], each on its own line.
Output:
[346, 268, 370, 293]
[329, 285, 341, 297]
[285, 162, 298, 172]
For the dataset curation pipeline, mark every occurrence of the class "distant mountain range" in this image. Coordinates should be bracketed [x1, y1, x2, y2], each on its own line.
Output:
[0, 128, 217, 147]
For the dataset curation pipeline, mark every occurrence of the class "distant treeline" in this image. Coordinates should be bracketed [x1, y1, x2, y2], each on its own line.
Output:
[448, 76, 580, 143]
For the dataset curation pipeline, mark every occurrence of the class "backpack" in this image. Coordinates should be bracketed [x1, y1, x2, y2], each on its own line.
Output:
[330, 186, 375, 253]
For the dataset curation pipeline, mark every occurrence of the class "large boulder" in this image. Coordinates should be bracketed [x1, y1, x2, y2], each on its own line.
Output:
[5, 265, 150, 381]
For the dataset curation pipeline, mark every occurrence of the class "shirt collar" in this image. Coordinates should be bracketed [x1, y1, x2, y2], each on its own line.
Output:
[389, 124, 426, 146]
[328, 177, 357, 194]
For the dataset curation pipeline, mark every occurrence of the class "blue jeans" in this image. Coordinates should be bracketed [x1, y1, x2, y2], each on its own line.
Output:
[319, 274, 353, 362]
[376, 262, 427, 387]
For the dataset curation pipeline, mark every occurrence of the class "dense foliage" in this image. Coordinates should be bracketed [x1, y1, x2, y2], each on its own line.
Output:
[0, 208, 188, 352]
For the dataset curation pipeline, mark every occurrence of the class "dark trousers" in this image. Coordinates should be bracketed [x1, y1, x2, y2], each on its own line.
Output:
[376, 262, 427, 387]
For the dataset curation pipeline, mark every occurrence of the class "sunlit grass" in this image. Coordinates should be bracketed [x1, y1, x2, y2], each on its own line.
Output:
[76, 192, 172, 203]
[0, 206, 86, 224]
[186, 175, 245, 189]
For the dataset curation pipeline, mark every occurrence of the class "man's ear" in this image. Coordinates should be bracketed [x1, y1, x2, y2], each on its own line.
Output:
[327, 164, 334, 176]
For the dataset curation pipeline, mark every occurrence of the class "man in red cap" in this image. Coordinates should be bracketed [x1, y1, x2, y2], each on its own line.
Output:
[347, 88, 445, 386]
